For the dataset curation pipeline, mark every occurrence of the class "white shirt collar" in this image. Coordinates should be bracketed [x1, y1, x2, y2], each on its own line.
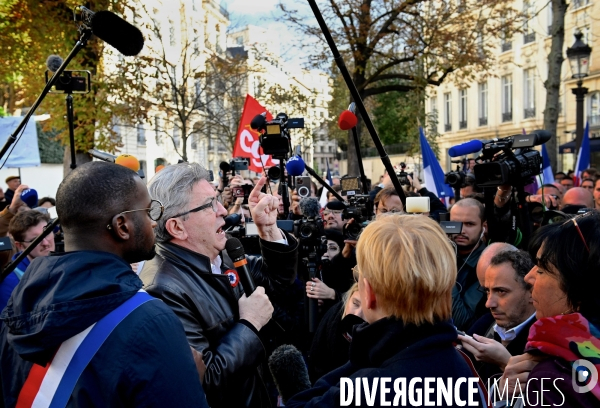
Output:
[211, 255, 222, 275]
[494, 312, 536, 342]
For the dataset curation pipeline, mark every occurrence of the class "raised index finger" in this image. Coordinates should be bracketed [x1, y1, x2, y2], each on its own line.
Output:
[249, 176, 268, 201]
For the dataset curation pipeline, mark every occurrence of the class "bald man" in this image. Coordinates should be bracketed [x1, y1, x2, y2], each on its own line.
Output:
[560, 187, 594, 211]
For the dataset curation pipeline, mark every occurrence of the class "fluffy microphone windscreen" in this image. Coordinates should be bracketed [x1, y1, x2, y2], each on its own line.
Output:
[91, 11, 144, 56]
[115, 154, 140, 172]
[338, 110, 358, 131]
[268, 345, 311, 404]
[21, 189, 38, 208]
[46, 55, 63, 73]
[286, 155, 305, 177]
[299, 197, 320, 218]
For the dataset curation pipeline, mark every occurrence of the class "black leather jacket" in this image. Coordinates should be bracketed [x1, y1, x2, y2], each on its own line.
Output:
[140, 234, 298, 408]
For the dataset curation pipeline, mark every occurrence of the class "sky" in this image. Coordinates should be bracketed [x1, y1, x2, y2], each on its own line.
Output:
[222, 0, 315, 67]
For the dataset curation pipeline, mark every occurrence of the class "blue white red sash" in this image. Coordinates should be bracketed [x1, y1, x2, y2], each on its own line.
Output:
[16, 290, 156, 408]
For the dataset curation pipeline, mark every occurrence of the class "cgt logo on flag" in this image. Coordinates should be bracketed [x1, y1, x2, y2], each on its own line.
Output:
[572, 359, 598, 394]
[233, 95, 279, 173]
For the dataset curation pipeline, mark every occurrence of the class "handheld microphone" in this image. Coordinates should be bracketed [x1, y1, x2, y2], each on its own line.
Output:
[448, 140, 483, 157]
[20, 189, 38, 208]
[225, 238, 256, 295]
[299, 197, 320, 218]
[46, 55, 63, 73]
[90, 10, 145, 56]
[268, 345, 311, 405]
[250, 112, 267, 130]
[338, 109, 358, 131]
[224, 213, 242, 229]
[115, 154, 140, 172]
[286, 155, 305, 177]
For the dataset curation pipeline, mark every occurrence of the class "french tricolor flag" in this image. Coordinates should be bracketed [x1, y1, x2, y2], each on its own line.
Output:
[574, 121, 590, 186]
[419, 127, 453, 202]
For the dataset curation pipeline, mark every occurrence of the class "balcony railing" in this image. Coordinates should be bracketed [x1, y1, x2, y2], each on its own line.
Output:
[590, 114, 600, 127]
[502, 112, 513, 122]
[501, 42, 512, 52]
[459, 120, 467, 130]
[524, 108, 536, 119]
[444, 123, 452, 132]
[524, 32, 536, 44]
[479, 117, 488, 126]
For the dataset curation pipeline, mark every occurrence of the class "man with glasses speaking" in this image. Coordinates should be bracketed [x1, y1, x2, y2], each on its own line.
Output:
[140, 162, 299, 408]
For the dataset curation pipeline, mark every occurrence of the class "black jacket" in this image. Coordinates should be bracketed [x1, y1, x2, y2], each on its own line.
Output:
[0, 251, 207, 408]
[452, 243, 487, 330]
[140, 234, 298, 408]
[287, 317, 483, 407]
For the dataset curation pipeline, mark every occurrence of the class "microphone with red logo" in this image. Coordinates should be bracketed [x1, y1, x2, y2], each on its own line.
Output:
[225, 237, 256, 295]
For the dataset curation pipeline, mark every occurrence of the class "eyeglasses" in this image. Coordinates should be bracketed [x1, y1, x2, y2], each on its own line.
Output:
[18, 231, 54, 245]
[119, 199, 164, 221]
[378, 208, 404, 214]
[172, 195, 223, 219]
[561, 211, 596, 253]
[323, 209, 343, 217]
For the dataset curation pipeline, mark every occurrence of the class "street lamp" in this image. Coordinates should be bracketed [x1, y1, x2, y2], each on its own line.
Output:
[566, 31, 592, 155]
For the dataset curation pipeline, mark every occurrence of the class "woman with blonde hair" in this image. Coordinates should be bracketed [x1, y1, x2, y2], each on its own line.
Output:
[287, 215, 485, 407]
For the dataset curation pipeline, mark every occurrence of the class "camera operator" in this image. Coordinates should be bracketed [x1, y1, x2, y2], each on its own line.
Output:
[140, 163, 299, 408]
[450, 198, 488, 331]
[322, 201, 347, 234]
[460, 175, 483, 199]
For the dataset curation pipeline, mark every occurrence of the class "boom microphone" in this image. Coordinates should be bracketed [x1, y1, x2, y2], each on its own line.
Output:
[268, 345, 312, 404]
[90, 11, 145, 56]
[299, 197, 320, 218]
[46, 55, 64, 73]
[286, 155, 305, 177]
[225, 238, 256, 295]
[448, 140, 483, 158]
[338, 109, 358, 131]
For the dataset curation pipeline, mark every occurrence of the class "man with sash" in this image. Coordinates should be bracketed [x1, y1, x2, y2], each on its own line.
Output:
[0, 162, 208, 407]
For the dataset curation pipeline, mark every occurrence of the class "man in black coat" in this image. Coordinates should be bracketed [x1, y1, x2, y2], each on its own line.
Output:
[459, 250, 537, 384]
[140, 163, 298, 408]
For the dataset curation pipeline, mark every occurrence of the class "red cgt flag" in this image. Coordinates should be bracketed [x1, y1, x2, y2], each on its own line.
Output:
[233, 95, 279, 173]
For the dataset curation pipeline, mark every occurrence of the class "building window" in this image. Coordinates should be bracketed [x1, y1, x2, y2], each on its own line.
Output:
[523, 1, 536, 44]
[169, 21, 176, 47]
[154, 116, 162, 145]
[444, 93, 452, 132]
[572, 0, 590, 9]
[500, 15, 512, 51]
[191, 135, 197, 150]
[173, 125, 180, 148]
[501, 75, 513, 122]
[459, 89, 467, 129]
[478, 82, 488, 126]
[524, 68, 536, 119]
[547, 2, 553, 35]
[589, 92, 600, 127]
[137, 123, 146, 146]
[430, 96, 438, 121]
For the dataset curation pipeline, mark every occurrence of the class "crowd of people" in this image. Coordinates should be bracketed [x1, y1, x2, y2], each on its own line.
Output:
[0, 160, 598, 407]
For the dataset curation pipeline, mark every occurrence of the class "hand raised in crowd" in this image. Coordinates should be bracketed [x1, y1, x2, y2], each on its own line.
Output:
[238, 286, 274, 332]
[499, 353, 546, 395]
[9, 184, 30, 214]
[526, 194, 560, 208]
[341, 219, 357, 258]
[248, 176, 284, 241]
[290, 189, 302, 216]
[306, 277, 335, 301]
[458, 334, 512, 371]
[407, 175, 422, 191]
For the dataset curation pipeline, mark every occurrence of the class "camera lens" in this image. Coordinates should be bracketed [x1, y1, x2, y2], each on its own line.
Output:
[267, 166, 281, 182]
[298, 186, 310, 198]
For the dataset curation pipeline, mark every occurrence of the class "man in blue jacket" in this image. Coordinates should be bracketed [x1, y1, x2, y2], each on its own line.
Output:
[0, 161, 208, 407]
